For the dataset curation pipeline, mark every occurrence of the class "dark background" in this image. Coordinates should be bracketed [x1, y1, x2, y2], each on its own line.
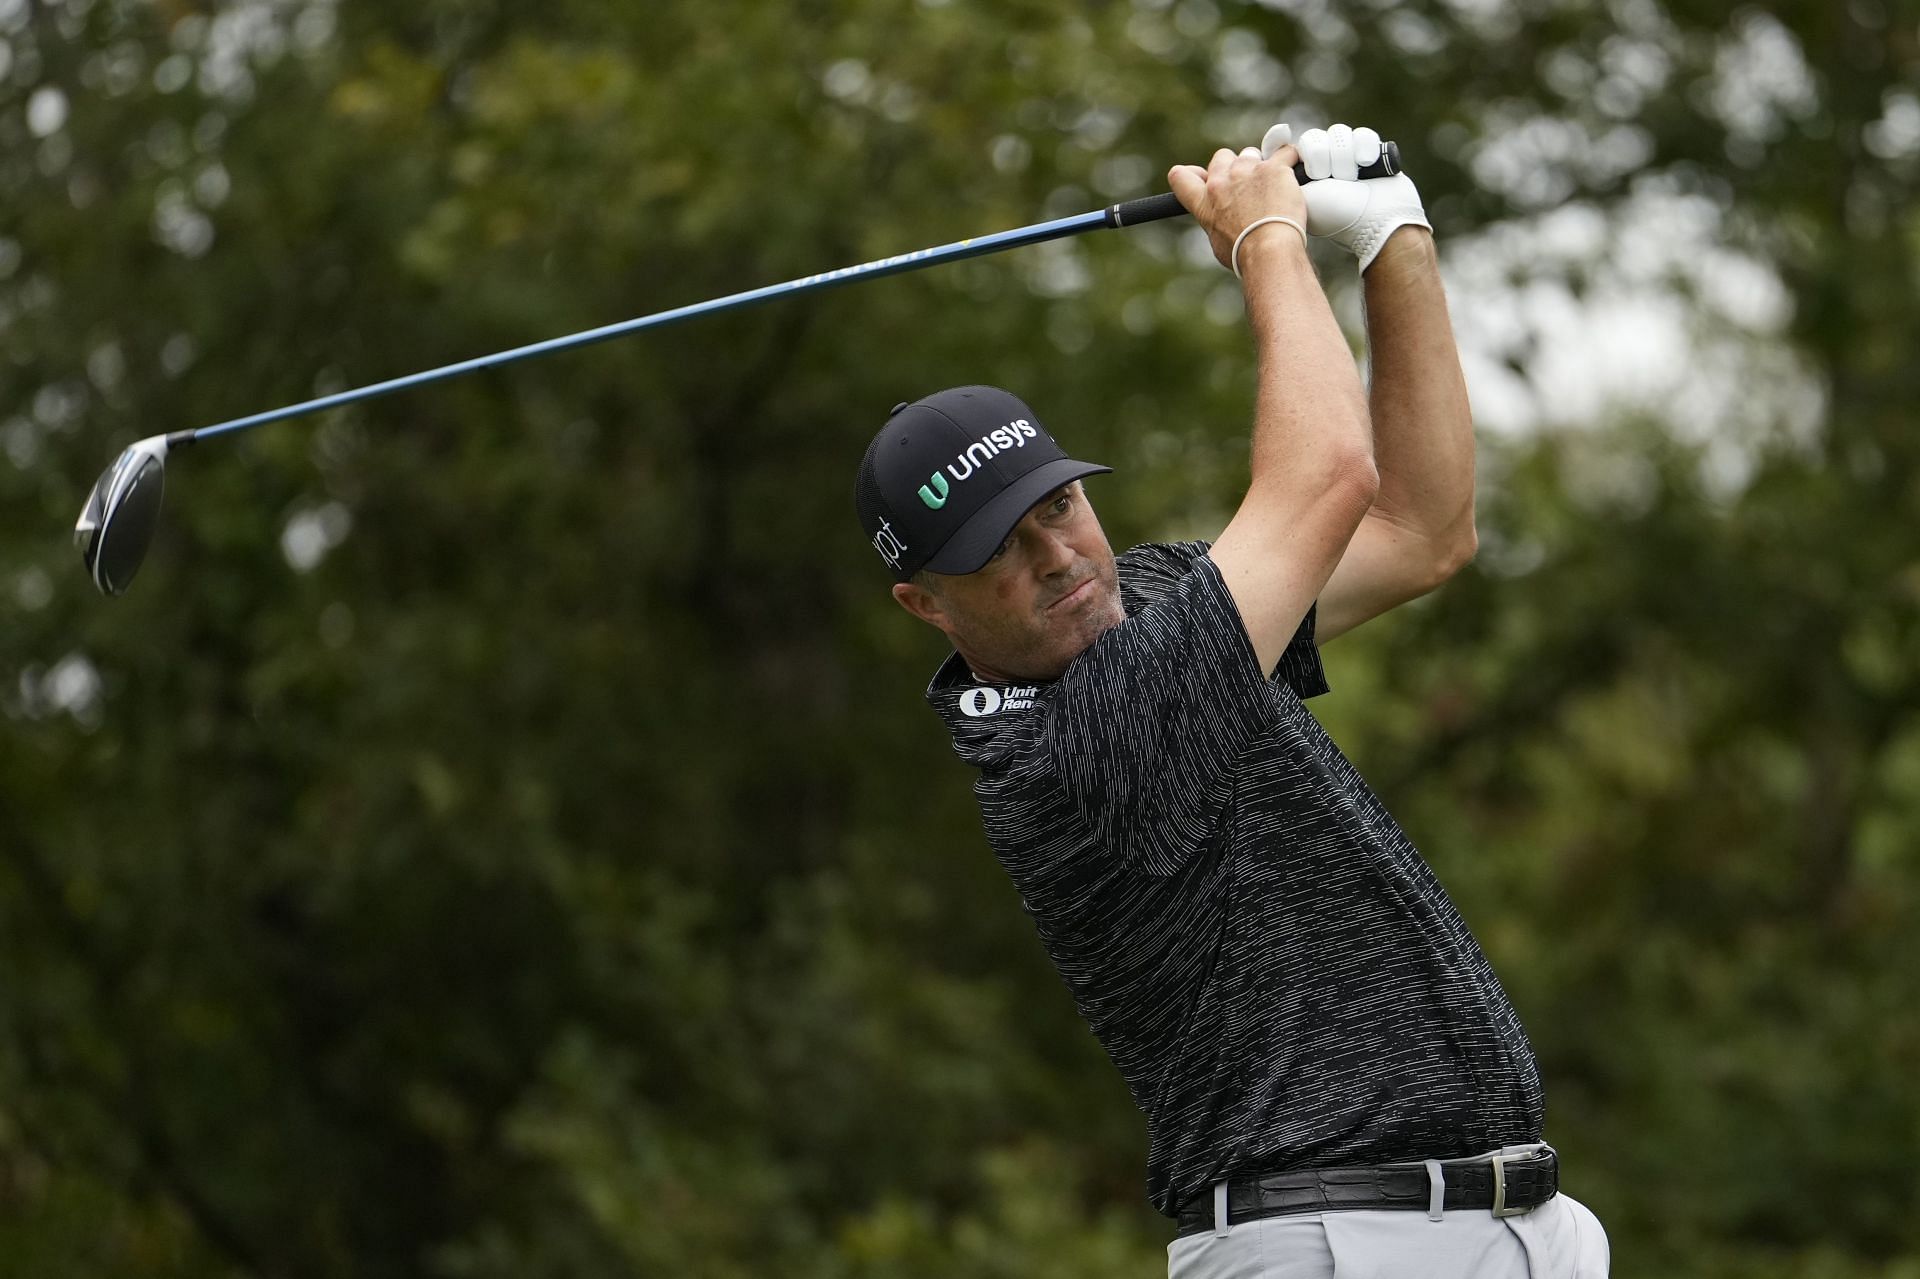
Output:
[3, 0, 1916, 1273]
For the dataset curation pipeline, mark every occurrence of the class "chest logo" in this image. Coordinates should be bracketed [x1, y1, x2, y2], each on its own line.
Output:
[959, 685, 1038, 718]
[959, 687, 1002, 717]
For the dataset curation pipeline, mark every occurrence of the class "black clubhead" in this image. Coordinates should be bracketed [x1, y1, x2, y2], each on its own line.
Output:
[75, 436, 172, 596]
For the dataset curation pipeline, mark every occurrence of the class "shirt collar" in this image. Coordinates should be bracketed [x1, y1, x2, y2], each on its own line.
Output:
[926, 651, 1048, 763]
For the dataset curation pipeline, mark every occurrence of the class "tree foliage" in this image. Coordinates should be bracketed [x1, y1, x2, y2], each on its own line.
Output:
[2, 0, 1916, 1274]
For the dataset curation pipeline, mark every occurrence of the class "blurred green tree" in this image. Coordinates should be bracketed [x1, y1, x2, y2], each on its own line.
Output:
[1, 0, 1914, 1275]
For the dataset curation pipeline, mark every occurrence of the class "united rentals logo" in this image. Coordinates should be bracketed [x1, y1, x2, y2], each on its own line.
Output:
[959, 684, 1039, 718]
[919, 419, 1039, 510]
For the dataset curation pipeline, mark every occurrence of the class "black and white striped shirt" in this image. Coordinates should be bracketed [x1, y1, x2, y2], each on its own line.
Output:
[927, 541, 1544, 1218]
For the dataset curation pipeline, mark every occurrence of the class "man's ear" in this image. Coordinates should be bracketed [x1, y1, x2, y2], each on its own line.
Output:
[891, 579, 949, 630]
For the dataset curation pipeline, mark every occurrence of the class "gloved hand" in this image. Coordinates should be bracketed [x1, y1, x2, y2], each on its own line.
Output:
[1261, 123, 1431, 273]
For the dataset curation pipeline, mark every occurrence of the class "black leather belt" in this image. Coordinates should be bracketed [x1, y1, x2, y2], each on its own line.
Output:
[1174, 1149, 1559, 1238]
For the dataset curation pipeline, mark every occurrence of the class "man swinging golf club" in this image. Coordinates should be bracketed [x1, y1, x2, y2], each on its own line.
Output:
[855, 123, 1611, 1277]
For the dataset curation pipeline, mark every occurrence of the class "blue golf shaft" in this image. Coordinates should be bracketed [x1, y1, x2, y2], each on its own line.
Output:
[181, 141, 1399, 447]
[186, 193, 1187, 445]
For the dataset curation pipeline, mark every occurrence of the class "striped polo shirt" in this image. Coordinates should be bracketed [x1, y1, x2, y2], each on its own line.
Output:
[926, 540, 1544, 1218]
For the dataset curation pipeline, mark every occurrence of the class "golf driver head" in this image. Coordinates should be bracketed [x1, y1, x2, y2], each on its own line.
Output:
[75, 434, 173, 596]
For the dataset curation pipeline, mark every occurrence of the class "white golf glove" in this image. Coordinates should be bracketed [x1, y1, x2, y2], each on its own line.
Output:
[1261, 123, 1431, 273]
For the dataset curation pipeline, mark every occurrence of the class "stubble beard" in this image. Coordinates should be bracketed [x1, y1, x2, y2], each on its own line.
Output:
[970, 558, 1127, 683]
[1052, 570, 1126, 660]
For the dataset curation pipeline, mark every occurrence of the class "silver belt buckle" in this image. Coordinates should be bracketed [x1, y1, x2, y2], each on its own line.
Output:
[1490, 1154, 1526, 1217]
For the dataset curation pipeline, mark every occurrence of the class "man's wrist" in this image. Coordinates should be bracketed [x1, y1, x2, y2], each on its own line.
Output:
[1361, 224, 1436, 276]
[1234, 219, 1311, 281]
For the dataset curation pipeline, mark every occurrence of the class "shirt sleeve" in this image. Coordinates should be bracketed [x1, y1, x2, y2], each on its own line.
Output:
[1272, 599, 1330, 700]
[1120, 541, 1329, 699]
[1043, 552, 1317, 875]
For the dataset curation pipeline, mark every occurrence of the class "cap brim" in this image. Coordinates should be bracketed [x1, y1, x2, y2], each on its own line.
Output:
[923, 457, 1113, 576]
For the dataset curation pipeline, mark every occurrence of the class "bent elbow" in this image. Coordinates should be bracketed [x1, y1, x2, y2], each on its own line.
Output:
[1333, 450, 1382, 511]
[1432, 522, 1478, 586]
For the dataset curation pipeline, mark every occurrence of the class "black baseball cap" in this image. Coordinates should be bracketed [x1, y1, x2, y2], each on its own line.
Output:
[855, 386, 1111, 581]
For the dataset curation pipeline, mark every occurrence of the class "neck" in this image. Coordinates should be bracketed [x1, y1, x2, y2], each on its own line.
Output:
[956, 645, 1014, 685]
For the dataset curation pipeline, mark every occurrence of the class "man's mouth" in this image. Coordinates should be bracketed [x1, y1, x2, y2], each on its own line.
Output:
[1048, 578, 1095, 611]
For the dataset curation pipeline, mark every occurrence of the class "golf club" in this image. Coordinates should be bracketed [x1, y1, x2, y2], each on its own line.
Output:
[74, 144, 1400, 596]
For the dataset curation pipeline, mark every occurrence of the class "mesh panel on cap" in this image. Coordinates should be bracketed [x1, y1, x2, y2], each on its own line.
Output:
[855, 431, 912, 580]
[854, 432, 890, 536]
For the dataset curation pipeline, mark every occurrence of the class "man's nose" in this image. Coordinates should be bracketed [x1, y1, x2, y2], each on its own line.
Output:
[1034, 527, 1076, 575]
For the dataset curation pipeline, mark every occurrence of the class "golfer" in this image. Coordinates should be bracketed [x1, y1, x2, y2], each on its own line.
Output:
[855, 123, 1609, 1278]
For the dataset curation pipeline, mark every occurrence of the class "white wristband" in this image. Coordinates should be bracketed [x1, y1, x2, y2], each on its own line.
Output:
[1231, 215, 1308, 279]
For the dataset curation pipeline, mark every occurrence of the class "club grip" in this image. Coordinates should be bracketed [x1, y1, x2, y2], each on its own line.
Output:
[1105, 140, 1401, 228]
[1107, 191, 1188, 227]
[1297, 139, 1400, 185]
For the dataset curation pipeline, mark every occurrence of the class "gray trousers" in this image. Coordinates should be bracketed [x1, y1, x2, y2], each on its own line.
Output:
[1166, 1187, 1610, 1278]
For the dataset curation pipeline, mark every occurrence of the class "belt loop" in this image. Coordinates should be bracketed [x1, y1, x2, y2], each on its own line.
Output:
[1213, 1180, 1230, 1237]
[1423, 1159, 1445, 1222]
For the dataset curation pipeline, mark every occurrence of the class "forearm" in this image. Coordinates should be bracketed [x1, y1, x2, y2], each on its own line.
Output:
[1241, 230, 1374, 490]
[1361, 230, 1476, 553]
[1171, 141, 1384, 668]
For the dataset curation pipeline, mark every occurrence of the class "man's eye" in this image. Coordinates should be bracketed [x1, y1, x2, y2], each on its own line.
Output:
[989, 537, 1013, 561]
[1051, 495, 1072, 514]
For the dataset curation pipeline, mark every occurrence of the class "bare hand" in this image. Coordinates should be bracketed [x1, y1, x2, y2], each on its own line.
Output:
[1167, 143, 1307, 272]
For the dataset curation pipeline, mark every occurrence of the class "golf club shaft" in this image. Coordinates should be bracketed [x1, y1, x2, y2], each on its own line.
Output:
[190, 147, 1396, 445]
[196, 207, 1121, 443]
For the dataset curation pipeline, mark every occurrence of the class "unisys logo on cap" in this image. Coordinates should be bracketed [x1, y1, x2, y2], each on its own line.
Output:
[853, 387, 1112, 582]
[916, 417, 1043, 509]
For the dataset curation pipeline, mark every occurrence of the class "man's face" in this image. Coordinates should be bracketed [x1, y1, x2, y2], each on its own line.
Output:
[892, 482, 1126, 682]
